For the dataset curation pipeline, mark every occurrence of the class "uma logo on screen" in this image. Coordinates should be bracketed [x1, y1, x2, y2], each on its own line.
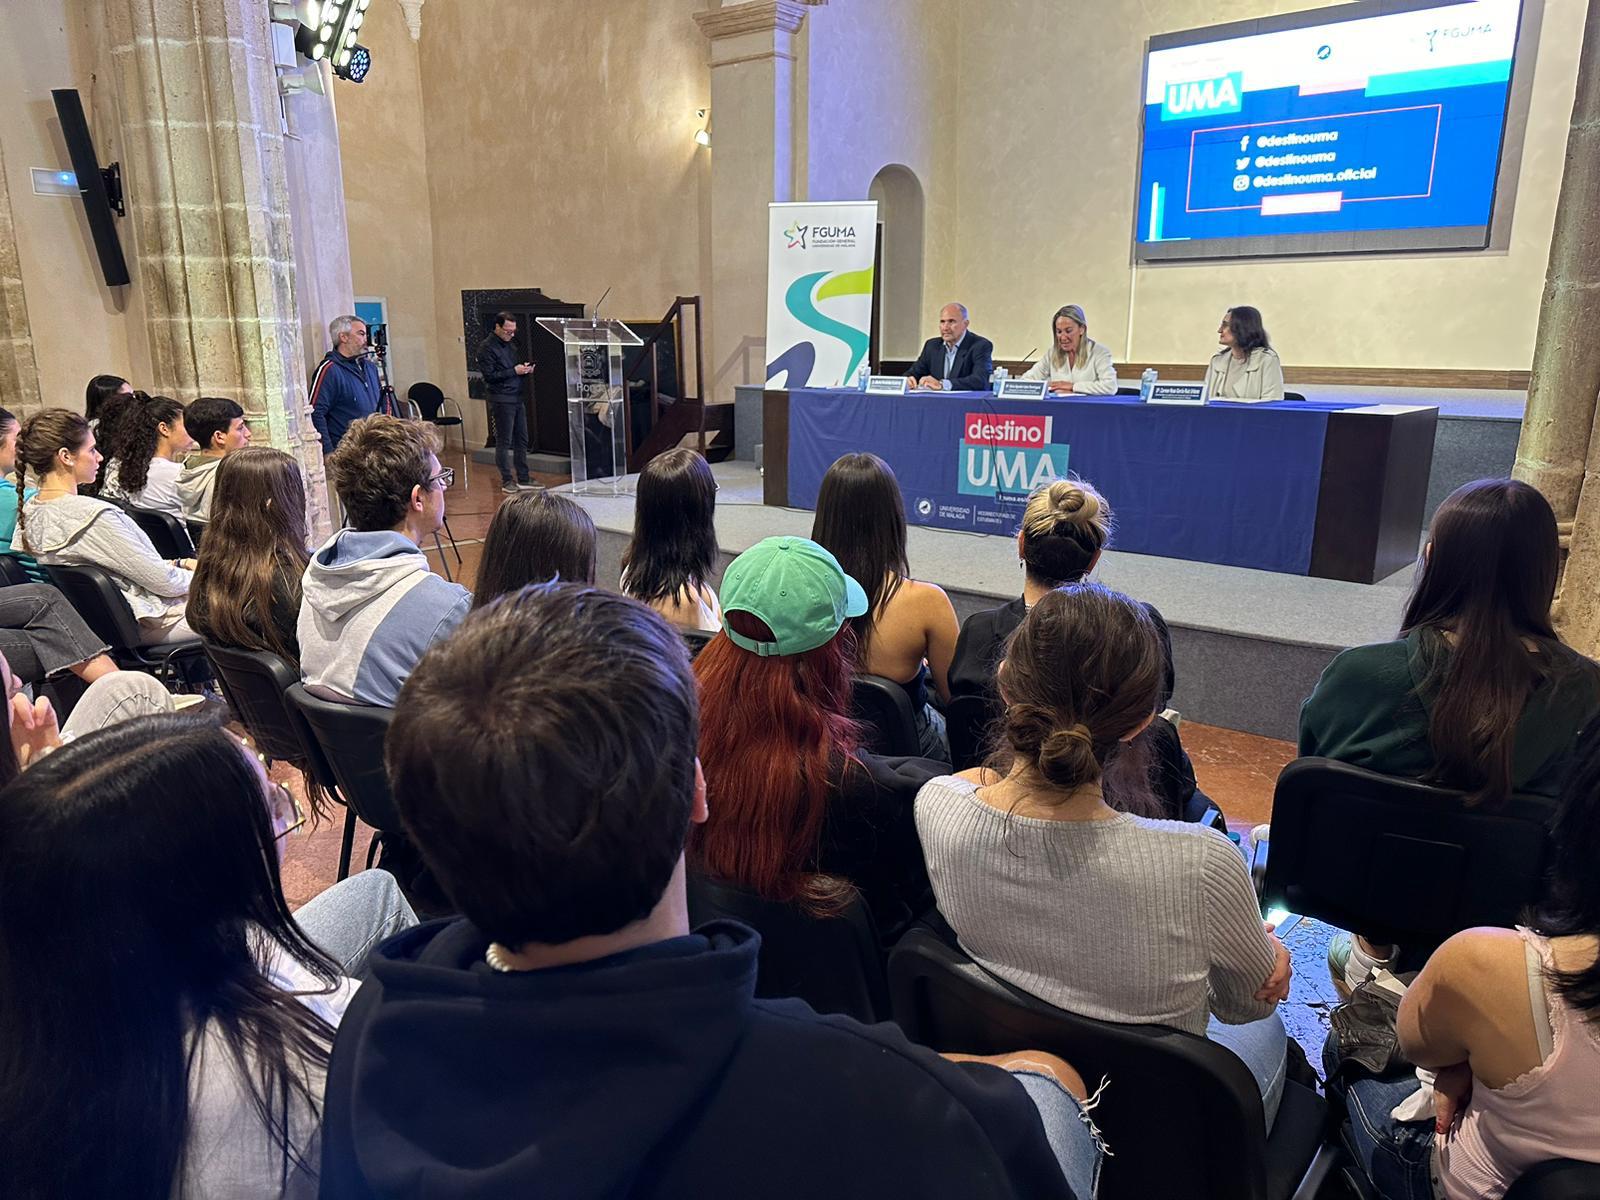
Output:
[958, 413, 1070, 498]
[1161, 71, 1243, 120]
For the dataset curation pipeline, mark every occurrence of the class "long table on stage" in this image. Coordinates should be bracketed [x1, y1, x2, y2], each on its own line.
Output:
[761, 387, 1438, 583]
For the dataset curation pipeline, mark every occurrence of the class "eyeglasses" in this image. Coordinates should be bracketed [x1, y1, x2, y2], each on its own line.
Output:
[271, 781, 307, 841]
[425, 467, 455, 491]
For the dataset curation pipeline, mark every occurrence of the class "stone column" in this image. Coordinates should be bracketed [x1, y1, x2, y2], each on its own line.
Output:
[693, 1, 821, 401]
[1514, 0, 1600, 652]
[0, 140, 44, 416]
[103, 0, 335, 538]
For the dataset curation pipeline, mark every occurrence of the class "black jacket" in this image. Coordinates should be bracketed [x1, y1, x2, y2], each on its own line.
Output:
[476, 335, 524, 399]
[909, 332, 996, 392]
[319, 919, 1080, 1200]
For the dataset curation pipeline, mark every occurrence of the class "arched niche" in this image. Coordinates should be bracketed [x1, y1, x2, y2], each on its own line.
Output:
[867, 164, 925, 361]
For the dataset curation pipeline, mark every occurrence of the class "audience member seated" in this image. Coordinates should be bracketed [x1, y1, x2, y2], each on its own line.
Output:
[949, 478, 1211, 822]
[299, 415, 470, 706]
[1336, 723, 1600, 1199]
[0, 404, 48, 582]
[1021, 305, 1117, 395]
[320, 582, 1099, 1199]
[84, 372, 132, 429]
[918, 583, 1293, 1130]
[1300, 478, 1600, 990]
[13, 409, 197, 645]
[621, 447, 723, 632]
[0, 714, 416, 1198]
[189, 447, 313, 670]
[177, 396, 252, 524]
[1206, 307, 1285, 402]
[0, 648, 177, 787]
[811, 452, 959, 760]
[99, 393, 194, 516]
[84, 386, 145, 498]
[693, 536, 946, 937]
[470, 488, 596, 609]
[0, 581, 118, 688]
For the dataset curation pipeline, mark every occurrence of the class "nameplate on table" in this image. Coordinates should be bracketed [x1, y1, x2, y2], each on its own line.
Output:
[866, 375, 910, 395]
[1147, 382, 1209, 406]
[996, 378, 1049, 400]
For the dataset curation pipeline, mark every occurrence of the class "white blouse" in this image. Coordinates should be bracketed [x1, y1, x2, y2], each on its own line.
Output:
[1021, 337, 1118, 395]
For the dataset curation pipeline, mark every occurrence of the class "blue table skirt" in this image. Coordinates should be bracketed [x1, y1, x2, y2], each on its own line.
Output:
[786, 388, 1378, 575]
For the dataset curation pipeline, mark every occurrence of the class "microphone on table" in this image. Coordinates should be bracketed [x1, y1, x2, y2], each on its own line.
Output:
[1021, 347, 1038, 364]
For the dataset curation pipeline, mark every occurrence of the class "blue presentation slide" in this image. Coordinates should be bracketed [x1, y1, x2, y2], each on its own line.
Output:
[1135, 1, 1521, 248]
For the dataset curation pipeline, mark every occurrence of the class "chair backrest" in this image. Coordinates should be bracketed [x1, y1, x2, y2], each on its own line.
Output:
[1282, 390, 1306, 402]
[850, 674, 921, 757]
[1503, 1159, 1600, 1200]
[286, 682, 402, 832]
[204, 643, 338, 792]
[0, 554, 34, 588]
[127, 506, 196, 559]
[945, 692, 1002, 771]
[1263, 758, 1555, 950]
[680, 627, 716, 658]
[686, 871, 889, 1022]
[889, 927, 1276, 1200]
[43, 563, 147, 650]
[408, 381, 446, 422]
[186, 520, 206, 549]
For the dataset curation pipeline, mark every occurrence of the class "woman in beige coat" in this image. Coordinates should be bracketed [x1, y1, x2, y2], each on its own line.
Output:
[1207, 306, 1285, 401]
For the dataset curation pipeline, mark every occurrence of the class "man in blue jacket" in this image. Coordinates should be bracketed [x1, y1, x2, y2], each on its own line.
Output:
[309, 314, 382, 455]
[320, 584, 1101, 1200]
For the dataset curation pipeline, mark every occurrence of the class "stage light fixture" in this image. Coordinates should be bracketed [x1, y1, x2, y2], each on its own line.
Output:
[291, 0, 371, 81]
[346, 44, 372, 82]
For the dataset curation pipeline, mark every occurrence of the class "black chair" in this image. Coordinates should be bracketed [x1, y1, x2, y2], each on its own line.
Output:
[286, 683, 401, 870]
[0, 554, 34, 587]
[1503, 1160, 1600, 1199]
[680, 627, 716, 658]
[186, 519, 206, 550]
[1260, 758, 1555, 961]
[408, 381, 470, 492]
[1283, 390, 1307, 402]
[127, 506, 195, 559]
[889, 928, 1336, 1200]
[204, 643, 357, 880]
[945, 692, 1002, 771]
[42, 563, 206, 685]
[686, 871, 889, 1023]
[851, 674, 922, 758]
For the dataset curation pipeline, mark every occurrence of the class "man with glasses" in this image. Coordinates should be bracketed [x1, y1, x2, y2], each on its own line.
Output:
[299, 414, 471, 707]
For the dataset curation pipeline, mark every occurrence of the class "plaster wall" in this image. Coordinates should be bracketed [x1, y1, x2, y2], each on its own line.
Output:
[332, 0, 439, 399]
[0, 0, 143, 408]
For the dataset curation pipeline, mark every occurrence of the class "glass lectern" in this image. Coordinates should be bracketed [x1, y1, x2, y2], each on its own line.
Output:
[536, 317, 644, 495]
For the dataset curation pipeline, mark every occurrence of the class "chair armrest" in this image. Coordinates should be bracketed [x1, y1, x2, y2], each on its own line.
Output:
[1251, 838, 1269, 897]
[442, 396, 466, 421]
[1200, 805, 1227, 833]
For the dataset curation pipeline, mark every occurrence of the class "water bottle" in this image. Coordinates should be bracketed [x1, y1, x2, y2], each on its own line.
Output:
[856, 362, 870, 391]
[1140, 367, 1158, 401]
[991, 366, 1008, 392]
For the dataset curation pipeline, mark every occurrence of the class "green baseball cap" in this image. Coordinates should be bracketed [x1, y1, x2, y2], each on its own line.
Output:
[719, 536, 869, 657]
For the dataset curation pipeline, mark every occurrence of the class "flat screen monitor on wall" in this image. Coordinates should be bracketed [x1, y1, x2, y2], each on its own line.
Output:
[1134, 0, 1529, 261]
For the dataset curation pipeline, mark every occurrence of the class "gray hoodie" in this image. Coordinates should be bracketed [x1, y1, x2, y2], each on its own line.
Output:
[177, 453, 222, 523]
[298, 529, 471, 707]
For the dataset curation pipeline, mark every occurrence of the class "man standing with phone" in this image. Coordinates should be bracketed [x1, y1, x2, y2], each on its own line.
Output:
[477, 311, 536, 494]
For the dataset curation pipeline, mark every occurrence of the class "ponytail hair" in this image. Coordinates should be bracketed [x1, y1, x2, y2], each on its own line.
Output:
[1019, 478, 1111, 587]
[993, 583, 1164, 807]
[113, 395, 185, 495]
[15, 409, 92, 555]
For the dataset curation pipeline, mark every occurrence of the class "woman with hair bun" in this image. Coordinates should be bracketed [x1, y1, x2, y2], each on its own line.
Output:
[948, 478, 1211, 821]
[917, 582, 1293, 1129]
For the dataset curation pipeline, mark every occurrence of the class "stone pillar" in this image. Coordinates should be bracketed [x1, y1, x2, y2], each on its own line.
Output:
[693, 1, 820, 402]
[1514, 0, 1600, 652]
[0, 140, 44, 416]
[103, 0, 335, 538]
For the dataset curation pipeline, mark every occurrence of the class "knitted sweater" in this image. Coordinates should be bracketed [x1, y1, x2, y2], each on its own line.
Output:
[916, 776, 1277, 1035]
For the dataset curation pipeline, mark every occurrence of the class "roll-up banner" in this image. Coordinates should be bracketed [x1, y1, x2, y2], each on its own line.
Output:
[764, 201, 878, 388]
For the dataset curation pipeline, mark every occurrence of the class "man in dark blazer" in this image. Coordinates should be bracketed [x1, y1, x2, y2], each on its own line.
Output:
[908, 302, 995, 391]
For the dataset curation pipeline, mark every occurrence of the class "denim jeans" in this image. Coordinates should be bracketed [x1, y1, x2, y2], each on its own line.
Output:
[1207, 1010, 1289, 1132]
[293, 868, 419, 977]
[1012, 1071, 1103, 1199]
[490, 397, 530, 485]
[915, 701, 951, 762]
[1343, 1074, 1438, 1200]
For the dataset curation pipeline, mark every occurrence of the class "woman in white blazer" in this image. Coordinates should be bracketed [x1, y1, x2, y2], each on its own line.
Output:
[1022, 304, 1117, 395]
[1207, 307, 1285, 401]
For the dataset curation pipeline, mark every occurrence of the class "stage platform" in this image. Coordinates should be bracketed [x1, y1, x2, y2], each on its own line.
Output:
[555, 459, 1418, 743]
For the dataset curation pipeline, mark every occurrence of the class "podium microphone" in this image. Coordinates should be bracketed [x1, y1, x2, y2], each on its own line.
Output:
[592, 285, 612, 321]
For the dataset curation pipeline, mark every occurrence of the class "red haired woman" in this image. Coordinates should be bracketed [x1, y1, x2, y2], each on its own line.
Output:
[691, 536, 942, 936]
